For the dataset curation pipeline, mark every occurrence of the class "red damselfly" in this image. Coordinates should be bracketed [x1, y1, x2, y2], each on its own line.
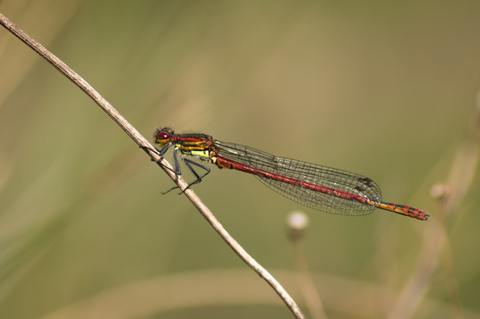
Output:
[152, 127, 428, 221]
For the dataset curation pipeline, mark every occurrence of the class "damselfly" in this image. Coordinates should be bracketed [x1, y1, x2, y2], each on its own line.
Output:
[153, 127, 428, 221]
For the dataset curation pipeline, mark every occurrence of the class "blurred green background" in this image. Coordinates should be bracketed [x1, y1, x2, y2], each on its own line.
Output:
[1, 1, 480, 318]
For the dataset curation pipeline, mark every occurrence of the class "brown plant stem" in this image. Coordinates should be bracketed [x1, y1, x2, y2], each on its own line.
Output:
[0, 12, 305, 319]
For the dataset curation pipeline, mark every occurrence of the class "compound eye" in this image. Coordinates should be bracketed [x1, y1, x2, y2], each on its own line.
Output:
[155, 131, 171, 145]
[159, 132, 170, 140]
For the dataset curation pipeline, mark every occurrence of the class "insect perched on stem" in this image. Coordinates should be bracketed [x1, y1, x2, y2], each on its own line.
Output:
[153, 127, 428, 221]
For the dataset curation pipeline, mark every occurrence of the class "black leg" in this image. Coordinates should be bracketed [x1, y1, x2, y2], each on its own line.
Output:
[142, 144, 183, 178]
[172, 149, 182, 175]
[178, 157, 211, 193]
[159, 143, 172, 156]
[161, 149, 183, 194]
[140, 143, 172, 157]
[140, 146, 160, 158]
[149, 143, 212, 195]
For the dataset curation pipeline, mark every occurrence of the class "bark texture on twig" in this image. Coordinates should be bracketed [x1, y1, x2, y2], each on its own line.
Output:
[0, 12, 305, 319]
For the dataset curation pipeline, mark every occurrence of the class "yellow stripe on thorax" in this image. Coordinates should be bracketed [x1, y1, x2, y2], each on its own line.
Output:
[189, 150, 211, 160]
[176, 141, 208, 151]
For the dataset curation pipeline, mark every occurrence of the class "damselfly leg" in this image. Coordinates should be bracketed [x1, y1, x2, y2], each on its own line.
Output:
[143, 144, 211, 194]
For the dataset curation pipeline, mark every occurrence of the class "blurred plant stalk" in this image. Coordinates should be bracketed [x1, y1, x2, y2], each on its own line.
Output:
[287, 212, 329, 319]
[388, 90, 480, 319]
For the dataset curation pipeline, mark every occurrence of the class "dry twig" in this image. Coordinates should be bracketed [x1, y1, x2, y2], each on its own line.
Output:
[0, 13, 305, 319]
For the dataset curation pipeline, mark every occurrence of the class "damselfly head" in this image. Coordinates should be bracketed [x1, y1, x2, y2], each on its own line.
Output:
[154, 127, 175, 145]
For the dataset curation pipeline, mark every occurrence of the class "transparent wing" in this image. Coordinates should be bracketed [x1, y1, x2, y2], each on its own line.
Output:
[215, 140, 382, 216]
